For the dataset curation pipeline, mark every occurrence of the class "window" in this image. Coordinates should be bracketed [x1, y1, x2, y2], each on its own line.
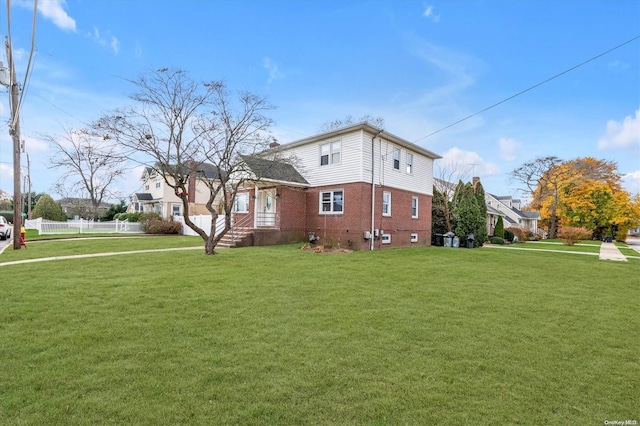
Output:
[393, 148, 400, 170]
[144, 184, 150, 190]
[411, 196, 419, 218]
[411, 233, 418, 243]
[320, 190, 343, 214]
[171, 203, 182, 217]
[155, 181, 161, 189]
[406, 153, 413, 174]
[320, 141, 341, 166]
[234, 193, 249, 213]
[381, 234, 391, 244]
[382, 191, 391, 216]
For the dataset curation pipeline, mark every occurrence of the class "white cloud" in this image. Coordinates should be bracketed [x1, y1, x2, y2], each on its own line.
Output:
[598, 109, 640, 150]
[622, 170, 640, 196]
[439, 147, 500, 178]
[88, 26, 119, 55]
[423, 5, 441, 22]
[37, 0, 76, 32]
[0, 163, 13, 185]
[24, 136, 49, 154]
[263, 57, 285, 83]
[498, 137, 521, 161]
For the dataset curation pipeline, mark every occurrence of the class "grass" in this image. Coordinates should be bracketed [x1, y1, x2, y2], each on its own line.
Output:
[1, 241, 638, 424]
[1, 235, 203, 261]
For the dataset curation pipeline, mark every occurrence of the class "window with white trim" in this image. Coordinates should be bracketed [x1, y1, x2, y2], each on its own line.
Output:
[320, 190, 343, 213]
[411, 196, 419, 218]
[171, 203, 182, 217]
[393, 148, 400, 170]
[406, 153, 413, 174]
[234, 193, 249, 213]
[144, 184, 150, 190]
[382, 191, 391, 216]
[320, 141, 341, 166]
[155, 181, 161, 189]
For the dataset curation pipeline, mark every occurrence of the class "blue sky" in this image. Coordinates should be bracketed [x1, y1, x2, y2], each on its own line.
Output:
[0, 0, 638, 203]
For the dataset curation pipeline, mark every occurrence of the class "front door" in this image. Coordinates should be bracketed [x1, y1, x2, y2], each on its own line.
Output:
[256, 189, 276, 227]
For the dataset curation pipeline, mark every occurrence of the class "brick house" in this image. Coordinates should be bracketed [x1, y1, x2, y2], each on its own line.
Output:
[228, 123, 441, 250]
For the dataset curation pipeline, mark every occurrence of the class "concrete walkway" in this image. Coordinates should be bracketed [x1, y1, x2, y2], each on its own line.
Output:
[598, 242, 627, 261]
[0, 246, 204, 267]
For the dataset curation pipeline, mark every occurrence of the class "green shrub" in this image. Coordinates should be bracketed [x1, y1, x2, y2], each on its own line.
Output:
[0, 211, 13, 223]
[489, 236, 505, 245]
[32, 194, 66, 221]
[493, 216, 504, 238]
[114, 212, 141, 222]
[504, 229, 515, 243]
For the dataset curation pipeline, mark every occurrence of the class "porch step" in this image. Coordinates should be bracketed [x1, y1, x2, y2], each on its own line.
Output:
[217, 228, 254, 248]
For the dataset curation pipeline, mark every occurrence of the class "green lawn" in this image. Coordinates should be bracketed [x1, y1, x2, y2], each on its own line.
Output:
[1, 240, 638, 425]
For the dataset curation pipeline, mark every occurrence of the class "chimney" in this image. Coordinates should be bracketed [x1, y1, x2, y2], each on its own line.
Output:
[269, 139, 280, 149]
[472, 176, 480, 186]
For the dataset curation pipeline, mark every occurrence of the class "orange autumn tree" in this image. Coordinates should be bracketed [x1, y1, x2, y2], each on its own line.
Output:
[535, 157, 638, 241]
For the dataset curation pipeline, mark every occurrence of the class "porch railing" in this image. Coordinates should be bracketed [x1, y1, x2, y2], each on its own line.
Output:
[256, 212, 276, 227]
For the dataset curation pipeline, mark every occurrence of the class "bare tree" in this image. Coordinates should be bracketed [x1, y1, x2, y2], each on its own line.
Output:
[96, 68, 275, 254]
[433, 161, 471, 232]
[510, 156, 564, 238]
[318, 115, 385, 132]
[46, 128, 127, 219]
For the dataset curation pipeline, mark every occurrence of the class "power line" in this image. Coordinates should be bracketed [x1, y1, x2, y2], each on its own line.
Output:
[414, 35, 640, 144]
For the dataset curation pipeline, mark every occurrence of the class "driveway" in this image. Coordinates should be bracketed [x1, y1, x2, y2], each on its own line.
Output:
[626, 237, 640, 253]
[0, 237, 11, 254]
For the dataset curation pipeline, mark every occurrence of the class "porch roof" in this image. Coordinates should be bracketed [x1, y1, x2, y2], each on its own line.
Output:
[241, 155, 309, 186]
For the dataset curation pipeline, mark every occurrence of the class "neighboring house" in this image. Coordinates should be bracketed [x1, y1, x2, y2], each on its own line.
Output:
[58, 197, 110, 219]
[129, 164, 223, 219]
[485, 193, 541, 236]
[230, 122, 442, 250]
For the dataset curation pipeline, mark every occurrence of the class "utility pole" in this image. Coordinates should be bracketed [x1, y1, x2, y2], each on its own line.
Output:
[4, 37, 22, 250]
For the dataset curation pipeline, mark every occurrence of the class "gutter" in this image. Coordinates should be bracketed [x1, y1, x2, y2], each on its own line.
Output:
[370, 129, 383, 251]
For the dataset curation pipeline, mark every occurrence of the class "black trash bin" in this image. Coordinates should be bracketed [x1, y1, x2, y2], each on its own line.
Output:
[466, 234, 475, 248]
[434, 233, 444, 246]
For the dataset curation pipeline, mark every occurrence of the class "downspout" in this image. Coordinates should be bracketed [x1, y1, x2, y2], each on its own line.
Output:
[370, 129, 383, 250]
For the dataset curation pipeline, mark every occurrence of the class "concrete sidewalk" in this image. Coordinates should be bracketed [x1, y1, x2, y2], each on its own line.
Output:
[599, 242, 627, 261]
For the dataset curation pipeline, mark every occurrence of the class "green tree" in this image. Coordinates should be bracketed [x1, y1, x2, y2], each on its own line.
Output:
[431, 187, 449, 235]
[494, 216, 504, 239]
[454, 182, 485, 247]
[101, 200, 128, 221]
[473, 180, 488, 246]
[32, 194, 67, 221]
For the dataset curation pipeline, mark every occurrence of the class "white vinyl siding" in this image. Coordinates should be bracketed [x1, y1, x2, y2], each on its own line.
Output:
[271, 128, 436, 195]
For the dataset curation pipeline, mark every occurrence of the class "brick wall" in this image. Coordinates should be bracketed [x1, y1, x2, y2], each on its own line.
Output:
[302, 182, 433, 250]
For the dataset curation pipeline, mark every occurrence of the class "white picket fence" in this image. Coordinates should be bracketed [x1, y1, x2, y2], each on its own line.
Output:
[175, 215, 227, 237]
[25, 218, 142, 235]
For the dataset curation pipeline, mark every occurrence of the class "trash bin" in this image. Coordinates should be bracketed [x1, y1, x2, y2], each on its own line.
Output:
[452, 236, 460, 248]
[443, 232, 455, 247]
[466, 234, 474, 248]
[434, 233, 444, 246]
